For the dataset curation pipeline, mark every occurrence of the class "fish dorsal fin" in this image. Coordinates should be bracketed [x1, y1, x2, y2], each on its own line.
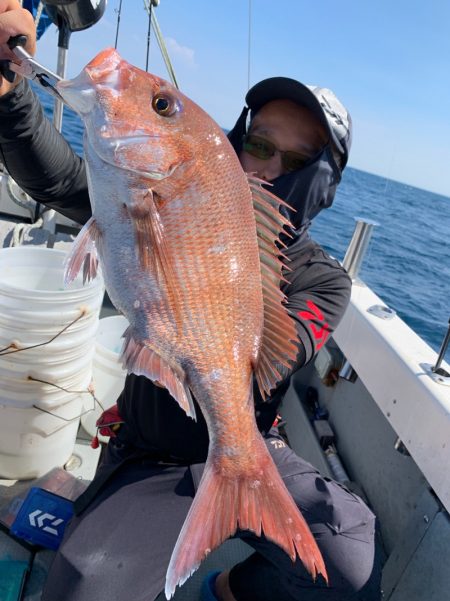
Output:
[121, 327, 196, 420]
[64, 217, 100, 285]
[248, 175, 299, 399]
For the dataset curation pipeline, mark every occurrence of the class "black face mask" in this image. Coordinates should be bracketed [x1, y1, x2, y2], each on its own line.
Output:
[227, 109, 342, 246]
[268, 145, 341, 243]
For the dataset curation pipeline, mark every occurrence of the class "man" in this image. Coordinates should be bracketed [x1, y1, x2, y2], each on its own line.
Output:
[0, 3, 381, 600]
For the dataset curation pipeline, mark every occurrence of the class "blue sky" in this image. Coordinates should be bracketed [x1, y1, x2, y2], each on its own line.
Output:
[34, 0, 450, 197]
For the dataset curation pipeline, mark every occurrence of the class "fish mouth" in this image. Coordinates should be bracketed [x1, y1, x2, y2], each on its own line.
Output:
[87, 133, 178, 180]
[56, 49, 122, 113]
[56, 73, 96, 114]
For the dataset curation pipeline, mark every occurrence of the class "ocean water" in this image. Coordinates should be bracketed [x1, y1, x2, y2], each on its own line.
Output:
[38, 88, 450, 355]
[310, 169, 450, 355]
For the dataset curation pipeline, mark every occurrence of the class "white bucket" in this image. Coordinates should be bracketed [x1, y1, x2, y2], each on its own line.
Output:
[0, 396, 84, 479]
[81, 315, 129, 439]
[0, 246, 103, 308]
[0, 246, 104, 478]
[0, 349, 95, 408]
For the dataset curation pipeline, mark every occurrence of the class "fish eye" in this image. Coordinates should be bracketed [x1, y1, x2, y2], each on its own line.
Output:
[152, 94, 177, 117]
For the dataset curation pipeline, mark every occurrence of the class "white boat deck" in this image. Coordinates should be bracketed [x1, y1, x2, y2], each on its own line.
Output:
[333, 279, 450, 514]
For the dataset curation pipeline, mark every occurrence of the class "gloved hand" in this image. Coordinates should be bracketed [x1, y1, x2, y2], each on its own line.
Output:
[0, 0, 36, 96]
[91, 403, 124, 449]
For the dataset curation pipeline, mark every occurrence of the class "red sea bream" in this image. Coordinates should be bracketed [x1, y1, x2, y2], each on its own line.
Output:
[57, 48, 327, 597]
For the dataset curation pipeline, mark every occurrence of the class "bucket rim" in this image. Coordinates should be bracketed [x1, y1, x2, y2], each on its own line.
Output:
[0, 246, 104, 295]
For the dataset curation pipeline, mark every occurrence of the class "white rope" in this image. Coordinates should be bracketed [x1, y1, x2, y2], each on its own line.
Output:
[10, 217, 44, 247]
[11, 222, 26, 246]
[34, 1, 44, 28]
[18, 1, 44, 28]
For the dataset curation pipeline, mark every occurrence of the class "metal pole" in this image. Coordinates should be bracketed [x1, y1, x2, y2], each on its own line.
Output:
[44, 25, 70, 233]
[342, 218, 379, 279]
[52, 46, 68, 133]
[432, 318, 450, 374]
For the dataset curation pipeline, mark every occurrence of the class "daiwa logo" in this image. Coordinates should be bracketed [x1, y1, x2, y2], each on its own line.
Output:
[28, 510, 64, 536]
[298, 300, 330, 351]
[11, 488, 73, 550]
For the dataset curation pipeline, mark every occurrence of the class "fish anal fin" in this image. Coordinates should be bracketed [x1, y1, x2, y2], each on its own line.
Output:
[121, 327, 196, 420]
[165, 436, 327, 598]
[248, 175, 299, 398]
[64, 217, 100, 285]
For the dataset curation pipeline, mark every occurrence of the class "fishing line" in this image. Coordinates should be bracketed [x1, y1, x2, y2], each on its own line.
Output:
[247, 0, 252, 89]
[114, 0, 123, 50]
[145, 0, 154, 72]
[0, 311, 86, 355]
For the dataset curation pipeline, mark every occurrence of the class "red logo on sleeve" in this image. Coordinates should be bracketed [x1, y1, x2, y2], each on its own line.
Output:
[298, 300, 330, 351]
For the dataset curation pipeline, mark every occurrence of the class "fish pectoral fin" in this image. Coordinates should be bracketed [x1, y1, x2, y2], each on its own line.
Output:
[64, 217, 100, 285]
[248, 176, 299, 399]
[165, 437, 327, 599]
[121, 328, 196, 420]
[129, 190, 177, 285]
[128, 191, 182, 324]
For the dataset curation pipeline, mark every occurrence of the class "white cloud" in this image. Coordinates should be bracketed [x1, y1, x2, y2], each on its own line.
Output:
[165, 37, 196, 68]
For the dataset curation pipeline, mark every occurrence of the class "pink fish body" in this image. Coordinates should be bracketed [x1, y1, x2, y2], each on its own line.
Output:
[58, 48, 327, 597]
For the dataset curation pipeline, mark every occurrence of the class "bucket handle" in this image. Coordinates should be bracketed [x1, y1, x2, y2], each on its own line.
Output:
[30, 376, 105, 435]
[0, 309, 87, 356]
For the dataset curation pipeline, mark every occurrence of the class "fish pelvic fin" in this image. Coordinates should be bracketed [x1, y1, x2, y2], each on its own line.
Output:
[64, 217, 100, 285]
[248, 176, 299, 398]
[121, 327, 196, 420]
[165, 438, 327, 598]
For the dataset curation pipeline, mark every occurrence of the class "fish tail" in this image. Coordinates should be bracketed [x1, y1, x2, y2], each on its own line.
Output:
[164, 443, 327, 598]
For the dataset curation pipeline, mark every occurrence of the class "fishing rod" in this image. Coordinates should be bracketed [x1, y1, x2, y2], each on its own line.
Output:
[144, 0, 157, 72]
[143, 0, 179, 88]
[114, 0, 123, 49]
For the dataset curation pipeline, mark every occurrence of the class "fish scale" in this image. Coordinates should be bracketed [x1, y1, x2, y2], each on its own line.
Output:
[59, 47, 328, 597]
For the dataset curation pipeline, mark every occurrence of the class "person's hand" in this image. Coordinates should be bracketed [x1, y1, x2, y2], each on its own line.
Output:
[214, 571, 237, 601]
[0, 0, 36, 96]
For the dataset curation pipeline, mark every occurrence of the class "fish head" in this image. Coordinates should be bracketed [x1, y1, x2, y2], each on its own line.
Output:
[56, 48, 226, 185]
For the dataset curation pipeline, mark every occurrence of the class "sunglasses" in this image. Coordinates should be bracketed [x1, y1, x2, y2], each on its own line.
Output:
[242, 134, 322, 173]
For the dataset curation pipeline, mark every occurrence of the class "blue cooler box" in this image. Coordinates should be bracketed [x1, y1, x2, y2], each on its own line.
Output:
[10, 487, 74, 550]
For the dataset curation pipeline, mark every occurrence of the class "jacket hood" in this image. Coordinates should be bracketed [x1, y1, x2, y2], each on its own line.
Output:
[228, 110, 342, 242]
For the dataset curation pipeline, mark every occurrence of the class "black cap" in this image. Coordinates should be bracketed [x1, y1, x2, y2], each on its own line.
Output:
[245, 77, 352, 169]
